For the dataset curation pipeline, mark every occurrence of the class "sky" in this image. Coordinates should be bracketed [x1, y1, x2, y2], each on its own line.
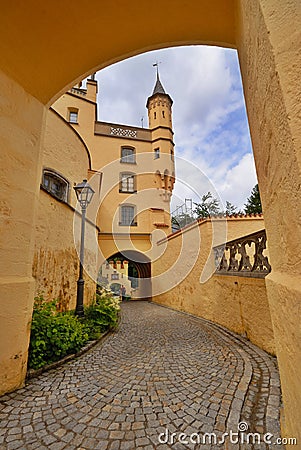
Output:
[90, 45, 258, 212]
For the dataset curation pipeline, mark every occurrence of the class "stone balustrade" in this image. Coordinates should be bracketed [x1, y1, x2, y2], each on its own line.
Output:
[214, 229, 271, 278]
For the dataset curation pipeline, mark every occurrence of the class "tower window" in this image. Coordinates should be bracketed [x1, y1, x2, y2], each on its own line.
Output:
[42, 169, 69, 202]
[162, 111, 165, 118]
[120, 173, 136, 193]
[154, 148, 160, 159]
[171, 149, 174, 161]
[121, 147, 136, 164]
[120, 205, 137, 226]
[68, 109, 78, 124]
[154, 112, 156, 119]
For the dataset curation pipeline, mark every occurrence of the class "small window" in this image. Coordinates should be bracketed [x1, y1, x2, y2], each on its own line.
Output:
[154, 112, 156, 119]
[154, 148, 160, 159]
[120, 173, 136, 193]
[121, 147, 136, 164]
[69, 110, 78, 124]
[42, 169, 69, 202]
[162, 111, 165, 118]
[120, 205, 137, 226]
[111, 273, 119, 280]
[171, 149, 174, 161]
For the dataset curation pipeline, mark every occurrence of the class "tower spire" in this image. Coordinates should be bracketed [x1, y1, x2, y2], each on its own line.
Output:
[152, 62, 165, 95]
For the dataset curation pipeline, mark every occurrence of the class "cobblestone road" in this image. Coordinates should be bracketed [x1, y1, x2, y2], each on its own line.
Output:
[0, 302, 283, 449]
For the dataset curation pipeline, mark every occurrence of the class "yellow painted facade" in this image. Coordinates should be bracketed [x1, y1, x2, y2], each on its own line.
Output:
[33, 109, 98, 310]
[152, 216, 275, 355]
[53, 75, 175, 269]
[0, 1, 300, 443]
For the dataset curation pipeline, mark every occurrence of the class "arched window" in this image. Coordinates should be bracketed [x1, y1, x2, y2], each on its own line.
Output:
[41, 169, 69, 202]
[120, 204, 137, 226]
[120, 173, 136, 193]
[121, 147, 136, 164]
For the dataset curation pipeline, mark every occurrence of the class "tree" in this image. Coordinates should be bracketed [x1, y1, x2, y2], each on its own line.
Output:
[224, 201, 238, 216]
[244, 184, 262, 214]
[193, 192, 221, 219]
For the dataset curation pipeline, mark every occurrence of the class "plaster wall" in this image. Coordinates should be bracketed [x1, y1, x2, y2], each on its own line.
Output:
[237, 0, 301, 442]
[52, 93, 97, 154]
[152, 217, 275, 354]
[33, 110, 97, 310]
[0, 70, 45, 394]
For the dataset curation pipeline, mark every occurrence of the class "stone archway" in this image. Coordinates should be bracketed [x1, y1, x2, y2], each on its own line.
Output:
[102, 251, 152, 301]
[0, 1, 300, 443]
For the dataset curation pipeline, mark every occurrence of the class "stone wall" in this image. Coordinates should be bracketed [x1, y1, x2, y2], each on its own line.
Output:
[33, 109, 98, 310]
[152, 216, 275, 355]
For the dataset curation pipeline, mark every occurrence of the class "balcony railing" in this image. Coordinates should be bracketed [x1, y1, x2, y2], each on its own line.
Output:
[69, 87, 87, 97]
[213, 229, 271, 278]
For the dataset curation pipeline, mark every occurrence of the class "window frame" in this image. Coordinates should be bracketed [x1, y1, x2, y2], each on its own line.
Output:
[120, 146, 136, 164]
[119, 172, 136, 193]
[119, 204, 137, 226]
[68, 108, 79, 124]
[41, 168, 70, 203]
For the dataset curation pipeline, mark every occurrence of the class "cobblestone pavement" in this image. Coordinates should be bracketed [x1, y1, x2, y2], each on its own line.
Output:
[0, 302, 283, 449]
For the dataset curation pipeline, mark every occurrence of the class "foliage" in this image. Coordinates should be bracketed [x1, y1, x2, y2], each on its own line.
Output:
[28, 295, 89, 370]
[244, 184, 262, 214]
[28, 291, 120, 370]
[84, 291, 120, 339]
[193, 192, 221, 218]
[224, 201, 238, 216]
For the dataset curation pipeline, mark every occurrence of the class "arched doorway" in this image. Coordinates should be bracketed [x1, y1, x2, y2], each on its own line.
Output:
[99, 251, 152, 300]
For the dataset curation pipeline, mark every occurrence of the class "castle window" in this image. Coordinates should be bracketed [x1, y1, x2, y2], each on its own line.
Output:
[154, 112, 156, 119]
[120, 173, 136, 193]
[162, 110, 165, 118]
[121, 147, 136, 164]
[171, 149, 174, 161]
[42, 169, 69, 202]
[120, 205, 137, 226]
[154, 148, 160, 159]
[111, 273, 119, 280]
[68, 109, 78, 124]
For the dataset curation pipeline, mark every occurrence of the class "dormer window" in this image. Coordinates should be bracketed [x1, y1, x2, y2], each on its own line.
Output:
[42, 169, 69, 202]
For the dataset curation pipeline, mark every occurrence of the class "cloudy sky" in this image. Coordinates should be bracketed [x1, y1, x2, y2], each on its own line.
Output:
[91, 45, 257, 212]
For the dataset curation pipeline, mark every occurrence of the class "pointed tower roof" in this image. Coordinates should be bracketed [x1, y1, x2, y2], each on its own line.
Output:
[152, 72, 166, 95]
[146, 68, 173, 108]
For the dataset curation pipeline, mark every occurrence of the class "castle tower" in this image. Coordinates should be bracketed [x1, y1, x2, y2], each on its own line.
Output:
[146, 69, 175, 202]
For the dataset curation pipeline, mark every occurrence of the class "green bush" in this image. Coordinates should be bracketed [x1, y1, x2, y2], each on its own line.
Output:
[84, 291, 120, 338]
[28, 295, 89, 370]
[28, 291, 120, 370]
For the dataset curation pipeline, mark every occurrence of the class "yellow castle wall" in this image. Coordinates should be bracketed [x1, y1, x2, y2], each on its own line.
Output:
[152, 216, 275, 355]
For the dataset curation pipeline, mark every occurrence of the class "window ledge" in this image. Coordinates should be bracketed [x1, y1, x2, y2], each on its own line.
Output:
[119, 189, 137, 194]
[119, 222, 138, 227]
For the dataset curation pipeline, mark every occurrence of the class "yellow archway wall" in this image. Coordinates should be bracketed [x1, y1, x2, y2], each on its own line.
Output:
[0, 1, 300, 445]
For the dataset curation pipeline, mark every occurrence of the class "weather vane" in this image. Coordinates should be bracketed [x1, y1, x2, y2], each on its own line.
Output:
[153, 61, 162, 77]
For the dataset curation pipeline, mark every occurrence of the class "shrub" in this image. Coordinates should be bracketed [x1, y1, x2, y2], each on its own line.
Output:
[28, 295, 89, 370]
[84, 291, 120, 338]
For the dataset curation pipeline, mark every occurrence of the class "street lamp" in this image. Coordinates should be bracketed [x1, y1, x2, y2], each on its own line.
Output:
[74, 179, 95, 316]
